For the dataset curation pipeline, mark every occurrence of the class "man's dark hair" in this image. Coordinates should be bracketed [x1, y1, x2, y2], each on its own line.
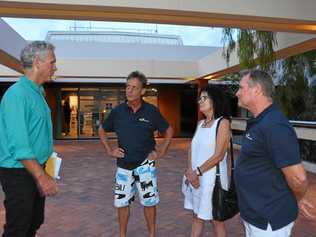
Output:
[241, 69, 274, 98]
[127, 71, 147, 88]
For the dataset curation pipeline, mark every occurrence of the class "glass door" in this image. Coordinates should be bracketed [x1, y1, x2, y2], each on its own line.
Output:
[56, 86, 159, 139]
[78, 88, 100, 138]
[99, 88, 120, 138]
[59, 88, 79, 139]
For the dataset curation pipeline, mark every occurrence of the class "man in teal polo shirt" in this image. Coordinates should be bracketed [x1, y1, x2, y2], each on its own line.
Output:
[0, 41, 58, 237]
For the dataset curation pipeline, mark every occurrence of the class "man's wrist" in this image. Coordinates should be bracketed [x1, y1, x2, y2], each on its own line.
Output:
[35, 171, 46, 182]
[105, 148, 113, 156]
[150, 150, 159, 160]
[156, 151, 162, 159]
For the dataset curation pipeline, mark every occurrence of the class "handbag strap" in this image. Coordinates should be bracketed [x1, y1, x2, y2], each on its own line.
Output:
[215, 117, 234, 176]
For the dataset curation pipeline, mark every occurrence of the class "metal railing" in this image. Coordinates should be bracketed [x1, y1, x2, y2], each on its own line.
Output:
[231, 118, 316, 163]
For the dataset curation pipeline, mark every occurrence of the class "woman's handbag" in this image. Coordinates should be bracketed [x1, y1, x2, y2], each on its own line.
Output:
[212, 118, 239, 221]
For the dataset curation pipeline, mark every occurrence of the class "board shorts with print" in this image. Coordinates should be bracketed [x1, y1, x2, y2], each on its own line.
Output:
[114, 159, 159, 208]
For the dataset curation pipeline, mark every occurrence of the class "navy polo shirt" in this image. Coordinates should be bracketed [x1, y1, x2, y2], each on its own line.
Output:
[102, 101, 169, 170]
[235, 104, 301, 231]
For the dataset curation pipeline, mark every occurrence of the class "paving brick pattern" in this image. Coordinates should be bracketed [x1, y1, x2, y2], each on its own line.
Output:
[0, 139, 315, 237]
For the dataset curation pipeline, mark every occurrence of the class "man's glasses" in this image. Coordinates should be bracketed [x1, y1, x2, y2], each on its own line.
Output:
[197, 95, 210, 104]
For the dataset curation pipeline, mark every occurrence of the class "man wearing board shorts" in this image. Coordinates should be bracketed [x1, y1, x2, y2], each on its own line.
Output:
[99, 70, 173, 237]
[115, 159, 158, 207]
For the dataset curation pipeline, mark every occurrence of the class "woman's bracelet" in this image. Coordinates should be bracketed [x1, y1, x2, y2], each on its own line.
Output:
[196, 166, 203, 176]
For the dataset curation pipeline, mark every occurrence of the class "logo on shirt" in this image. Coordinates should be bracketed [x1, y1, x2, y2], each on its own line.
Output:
[138, 118, 150, 123]
[245, 133, 254, 141]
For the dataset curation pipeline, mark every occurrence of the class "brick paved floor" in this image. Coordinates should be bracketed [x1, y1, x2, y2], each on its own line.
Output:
[0, 139, 315, 237]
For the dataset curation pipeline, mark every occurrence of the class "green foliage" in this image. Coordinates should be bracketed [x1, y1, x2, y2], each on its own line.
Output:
[274, 54, 316, 121]
[222, 28, 236, 66]
[303, 50, 316, 75]
[221, 28, 315, 121]
[255, 31, 277, 70]
[222, 29, 277, 71]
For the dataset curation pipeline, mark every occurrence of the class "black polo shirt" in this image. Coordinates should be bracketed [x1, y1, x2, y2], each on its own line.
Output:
[102, 101, 169, 170]
[234, 104, 301, 231]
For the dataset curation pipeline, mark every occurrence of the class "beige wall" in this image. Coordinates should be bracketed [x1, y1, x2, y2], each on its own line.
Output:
[55, 59, 198, 79]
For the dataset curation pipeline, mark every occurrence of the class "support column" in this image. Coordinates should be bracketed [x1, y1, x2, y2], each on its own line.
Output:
[157, 86, 181, 137]
[45, 87, 58, 138]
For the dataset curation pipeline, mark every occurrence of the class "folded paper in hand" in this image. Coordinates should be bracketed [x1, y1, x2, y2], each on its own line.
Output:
[45, 152, 62, 179]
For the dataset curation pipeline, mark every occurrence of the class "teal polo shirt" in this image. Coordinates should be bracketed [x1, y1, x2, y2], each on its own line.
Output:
[0, 76, 53, 168]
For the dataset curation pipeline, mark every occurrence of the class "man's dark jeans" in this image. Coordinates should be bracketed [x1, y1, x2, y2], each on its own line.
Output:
[0, 167, 45, 237]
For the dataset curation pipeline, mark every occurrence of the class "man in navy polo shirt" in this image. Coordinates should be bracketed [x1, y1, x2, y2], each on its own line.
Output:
[234, 69, 313, 237]
[99, 71, 173, 237]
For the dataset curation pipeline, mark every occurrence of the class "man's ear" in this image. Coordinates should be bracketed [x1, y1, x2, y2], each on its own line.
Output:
[141, 88, 146, 96]
[33, 56, 41, 70]
[255, 83, 264, 96]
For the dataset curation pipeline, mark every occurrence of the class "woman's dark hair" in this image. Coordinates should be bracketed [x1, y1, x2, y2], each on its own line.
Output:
[200, 85, 231, 120]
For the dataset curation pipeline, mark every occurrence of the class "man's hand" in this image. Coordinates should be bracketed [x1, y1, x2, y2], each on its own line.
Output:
[151, 126, 173, 161]
[21, 159, 58, 197]
[36, 174, 58, 197]
[185, 168, 200, 189]
[299, 198, 316, 220]
[109, 148, 125, 158]
[99, 127, 124, 159]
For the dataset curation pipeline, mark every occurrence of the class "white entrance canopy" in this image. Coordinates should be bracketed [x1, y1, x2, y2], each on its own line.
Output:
[0, 26, 315, 83]
[0, 0, 316, 82]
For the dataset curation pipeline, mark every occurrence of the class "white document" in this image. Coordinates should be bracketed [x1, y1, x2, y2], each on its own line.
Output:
[46, 152, 62, 179]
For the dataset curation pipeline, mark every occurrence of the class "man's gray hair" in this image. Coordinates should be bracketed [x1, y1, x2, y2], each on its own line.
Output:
[241, 69, 275, 98]
[20, 41, 55, 69]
